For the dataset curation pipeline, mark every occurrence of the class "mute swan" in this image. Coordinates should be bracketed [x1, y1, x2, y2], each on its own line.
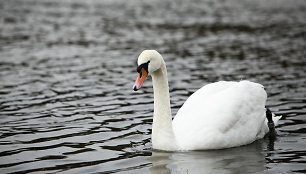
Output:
[133, 50, 281, 151]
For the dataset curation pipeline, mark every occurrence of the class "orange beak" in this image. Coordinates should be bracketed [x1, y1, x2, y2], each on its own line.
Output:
[133, 68, 148, 91]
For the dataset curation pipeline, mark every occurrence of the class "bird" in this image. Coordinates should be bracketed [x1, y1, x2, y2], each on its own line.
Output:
[133, 50, 281, 151]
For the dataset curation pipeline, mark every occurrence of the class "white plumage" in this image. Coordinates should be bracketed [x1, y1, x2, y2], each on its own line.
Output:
[174, 81, 270, 150]
[133, 50, 281, 151]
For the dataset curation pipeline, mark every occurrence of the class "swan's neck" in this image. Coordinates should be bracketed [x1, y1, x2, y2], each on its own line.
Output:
[151, 62, 178, 151]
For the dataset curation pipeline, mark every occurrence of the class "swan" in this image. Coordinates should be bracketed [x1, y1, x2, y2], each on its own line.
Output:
[132, 50, 281, 151]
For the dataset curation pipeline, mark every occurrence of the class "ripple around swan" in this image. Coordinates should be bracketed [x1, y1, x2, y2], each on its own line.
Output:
[0, 0, 306, 173]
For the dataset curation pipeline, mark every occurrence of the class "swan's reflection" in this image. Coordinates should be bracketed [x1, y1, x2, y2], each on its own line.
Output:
[148, 141, 269, 174]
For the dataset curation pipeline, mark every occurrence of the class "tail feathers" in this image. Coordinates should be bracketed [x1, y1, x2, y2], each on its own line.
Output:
[266, 108, 282, 125]
[265, 107, 282, 137]
[266, 108, 282, 126]
[272, 114, 282, 126]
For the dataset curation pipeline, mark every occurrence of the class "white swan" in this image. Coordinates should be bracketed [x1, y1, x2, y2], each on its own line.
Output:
[133, 50, 281, 151]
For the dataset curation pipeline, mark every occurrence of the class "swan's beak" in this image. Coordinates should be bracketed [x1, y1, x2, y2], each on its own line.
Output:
[133, 68, 148, 91]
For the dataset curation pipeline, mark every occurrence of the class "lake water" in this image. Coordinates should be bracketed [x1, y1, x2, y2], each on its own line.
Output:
[0, 0, 305, 173]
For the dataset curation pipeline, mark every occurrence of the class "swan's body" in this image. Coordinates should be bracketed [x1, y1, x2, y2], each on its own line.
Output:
[133, 50, 281, 151]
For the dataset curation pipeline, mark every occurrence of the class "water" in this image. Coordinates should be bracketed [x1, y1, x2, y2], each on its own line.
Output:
[0, 0, 305, 173]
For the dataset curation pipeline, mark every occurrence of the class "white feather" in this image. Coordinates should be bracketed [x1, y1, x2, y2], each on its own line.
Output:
[173, 81, 268, 150]
[135, 50, 281, 151]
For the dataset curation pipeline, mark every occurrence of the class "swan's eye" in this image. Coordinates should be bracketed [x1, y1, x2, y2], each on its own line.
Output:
[137, 61, 150, 73]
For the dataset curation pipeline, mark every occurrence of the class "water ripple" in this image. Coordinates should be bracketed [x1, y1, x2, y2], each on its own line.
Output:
[0, 0, 305, 173]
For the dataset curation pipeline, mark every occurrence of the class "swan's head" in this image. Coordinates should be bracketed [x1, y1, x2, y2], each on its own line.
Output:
[133, 50, 162, 91]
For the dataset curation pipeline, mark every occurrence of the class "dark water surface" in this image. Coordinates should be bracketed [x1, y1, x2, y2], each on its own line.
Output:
[1, 0, 306, 173]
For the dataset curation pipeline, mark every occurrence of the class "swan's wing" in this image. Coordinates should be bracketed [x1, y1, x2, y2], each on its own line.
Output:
[172, 81, 267, 150]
